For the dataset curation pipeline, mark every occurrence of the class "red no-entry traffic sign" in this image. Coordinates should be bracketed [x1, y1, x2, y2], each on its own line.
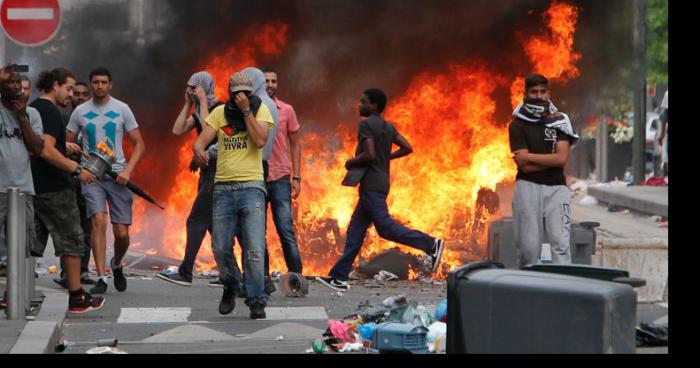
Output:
[1, 0, 61, 46]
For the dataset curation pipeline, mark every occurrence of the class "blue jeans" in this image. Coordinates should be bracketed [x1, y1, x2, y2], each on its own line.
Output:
[329, 190, 435, 281]
[212, 182, 268, 305]
[265, 177, 303, 274]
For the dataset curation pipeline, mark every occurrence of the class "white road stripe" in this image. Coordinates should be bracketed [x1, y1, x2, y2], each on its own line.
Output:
[7, 8, 54, 20]
[117, 307, 191, 324]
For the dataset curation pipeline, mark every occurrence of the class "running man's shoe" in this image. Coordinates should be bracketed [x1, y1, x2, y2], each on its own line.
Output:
[156, 272, 192, 287]
[430, 238, 445, 273]
[316, 277, 350, 291]
[111, 258, 127, 292]
[89, 279, 108, 295]
[68, 291, 105, 314]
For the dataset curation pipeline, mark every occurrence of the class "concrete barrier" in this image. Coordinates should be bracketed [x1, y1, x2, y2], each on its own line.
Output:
[597, 238, 668, 303]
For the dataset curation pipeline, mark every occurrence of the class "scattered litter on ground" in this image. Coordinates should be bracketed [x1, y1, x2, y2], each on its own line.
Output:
[636, 322, 668, 347]
[435, 299, 447, 322]
[658, 221, 668, 228]
[374, 270, 399, 282]
[276, 335, 284, 341]
[578, 195, 598, 206]
[309, 294, 445, 354]
[270, 271, 282, 281]
[621, 209, 631, 214]
[48, 265, 58, 274]
[364, 283, 382, 289]
[607, 204, 624, 212]
[86, 346, 127, 354]
[163, 265, 178, 276]
[335, 291, 345, 297]
[647, 215, 663, 222]
[358, 248, 421, 280]
[339, 342, 364, 352]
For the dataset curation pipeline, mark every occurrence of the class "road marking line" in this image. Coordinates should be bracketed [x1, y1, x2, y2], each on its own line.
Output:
[7, 8, 55, 20]
[117, 307, 191, 323]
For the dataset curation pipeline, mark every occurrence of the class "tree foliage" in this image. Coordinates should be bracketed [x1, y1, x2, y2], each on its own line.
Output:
[646, 0, 668, 84]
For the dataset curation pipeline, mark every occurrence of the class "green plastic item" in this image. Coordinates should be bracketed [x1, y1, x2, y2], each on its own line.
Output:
[312, 339, 325, 354]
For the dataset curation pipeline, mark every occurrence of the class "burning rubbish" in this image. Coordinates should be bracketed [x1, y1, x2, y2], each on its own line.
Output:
[112, 0, 586, 281]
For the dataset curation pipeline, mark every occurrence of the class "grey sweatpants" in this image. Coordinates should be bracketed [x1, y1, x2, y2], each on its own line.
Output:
[512, 180, 572, 267]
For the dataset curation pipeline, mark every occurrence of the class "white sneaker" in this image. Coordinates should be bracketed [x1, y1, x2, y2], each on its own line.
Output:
[430, 239, 445, 273]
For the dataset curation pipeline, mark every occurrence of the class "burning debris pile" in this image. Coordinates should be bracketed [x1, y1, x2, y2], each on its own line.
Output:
[124, 1, 583, 279]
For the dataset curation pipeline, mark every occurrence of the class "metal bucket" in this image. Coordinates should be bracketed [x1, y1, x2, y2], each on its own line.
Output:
[278, 272, 309, 297]
[83, 151, 115, 178]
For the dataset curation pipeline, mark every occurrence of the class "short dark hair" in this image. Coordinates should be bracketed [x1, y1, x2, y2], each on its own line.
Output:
[363, 88, 387, 114]
[21, 75, 31, 83]
[36, 68, 76, 93]
[261, 67, 276, 74]
[75, 81, 89, 89]
[525, 73, 548, 91]
[89, 67, 112, 82]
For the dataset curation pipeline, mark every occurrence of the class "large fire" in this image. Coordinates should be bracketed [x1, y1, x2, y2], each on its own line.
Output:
[129, 1, 581, 279]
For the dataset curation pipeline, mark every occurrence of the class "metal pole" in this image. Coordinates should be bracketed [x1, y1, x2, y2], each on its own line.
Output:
[595, 117, 609, 182]
[6, 188, 26, 320]
[632, 0, 648, 185]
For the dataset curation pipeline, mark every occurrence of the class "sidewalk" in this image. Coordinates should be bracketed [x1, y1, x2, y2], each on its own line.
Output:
[586, 184, 668, 218]
[0, 280, 67, 354]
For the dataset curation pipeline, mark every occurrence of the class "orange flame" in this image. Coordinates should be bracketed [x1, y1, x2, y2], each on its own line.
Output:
[130, 1, 581, 279]
[511, 1, 581, 108]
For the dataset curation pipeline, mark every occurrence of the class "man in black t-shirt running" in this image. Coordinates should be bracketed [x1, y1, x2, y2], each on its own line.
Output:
[317, 89, 445, 292]
[509, 73, 578, 267]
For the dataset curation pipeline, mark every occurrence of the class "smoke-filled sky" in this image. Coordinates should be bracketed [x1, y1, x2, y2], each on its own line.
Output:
[3, 0, 634, 193]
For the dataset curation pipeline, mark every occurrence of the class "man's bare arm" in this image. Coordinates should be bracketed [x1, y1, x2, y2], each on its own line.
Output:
[390, 134, 413, 160]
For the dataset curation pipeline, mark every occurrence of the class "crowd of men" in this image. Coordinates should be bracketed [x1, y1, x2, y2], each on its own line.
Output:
[0, 61, 452, 319]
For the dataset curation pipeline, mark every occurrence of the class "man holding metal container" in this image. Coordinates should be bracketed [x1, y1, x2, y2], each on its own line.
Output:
[67, 67, 146, 296]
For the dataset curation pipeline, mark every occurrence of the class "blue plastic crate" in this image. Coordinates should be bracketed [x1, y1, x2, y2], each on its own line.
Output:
[372, 323, 429, 354]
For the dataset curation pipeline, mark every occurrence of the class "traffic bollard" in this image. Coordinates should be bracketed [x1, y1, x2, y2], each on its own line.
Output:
[6, 188, 26, 320]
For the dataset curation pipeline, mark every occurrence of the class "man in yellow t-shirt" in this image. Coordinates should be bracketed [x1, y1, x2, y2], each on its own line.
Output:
[193, 72, 275, 320]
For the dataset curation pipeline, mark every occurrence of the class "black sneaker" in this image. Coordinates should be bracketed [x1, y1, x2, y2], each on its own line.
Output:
[429, 239, 445, 273]
[219, 285, 235, 315]
[111, 258, 127, 292]
[68, 291, 105, 314]
[156, 272, 192, 286]
[249, 301, 266, 320]
[208, 279, 224, 288]
[80, 272, 97, 285]
[316, 276, 350, 291]
[89, 279, 108, 295]
[264, 276, 276, 295]
[53, 277, 68, 289]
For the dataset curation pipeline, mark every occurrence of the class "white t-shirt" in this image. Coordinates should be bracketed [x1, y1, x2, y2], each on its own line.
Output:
[661, 91, 668, 110]
[0, 104, 43, 194]
[67, 96, 139, 173]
